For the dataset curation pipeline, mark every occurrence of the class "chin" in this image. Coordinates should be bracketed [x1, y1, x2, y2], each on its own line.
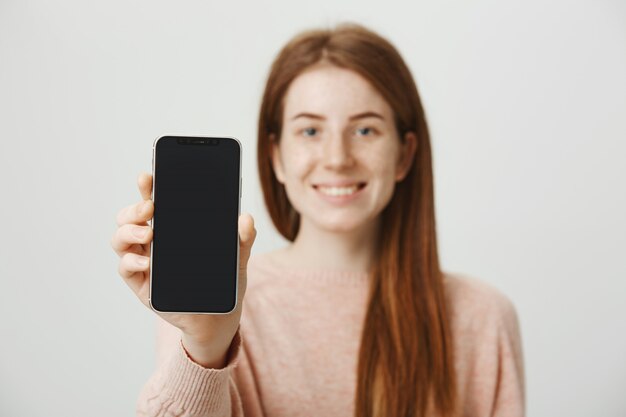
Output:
[314, 216, 371, 233]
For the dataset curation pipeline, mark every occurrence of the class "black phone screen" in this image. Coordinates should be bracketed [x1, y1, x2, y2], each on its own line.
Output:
[149, 136, 241, 313]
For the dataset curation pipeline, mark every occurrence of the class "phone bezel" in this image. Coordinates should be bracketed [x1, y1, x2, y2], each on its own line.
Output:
[148, 134, 242, 315]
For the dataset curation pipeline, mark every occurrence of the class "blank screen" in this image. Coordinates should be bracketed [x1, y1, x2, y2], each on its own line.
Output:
[150, 136, 240, 313]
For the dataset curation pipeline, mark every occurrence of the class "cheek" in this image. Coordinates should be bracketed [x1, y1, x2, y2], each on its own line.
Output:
[368, 155, 399, 204]
[279, 146, 317, 214]
[281, 146, 315, 183]
[363, 149, 398, 180]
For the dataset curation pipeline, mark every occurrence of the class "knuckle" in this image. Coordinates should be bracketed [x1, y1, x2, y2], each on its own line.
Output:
[120, 253, 136, 272]
[111, 228, 124, 250]
[115, 207, 126, 226]
[117, 260, 129, 278]
[114, 226, 128, 245]
[110, 234, 118, 250]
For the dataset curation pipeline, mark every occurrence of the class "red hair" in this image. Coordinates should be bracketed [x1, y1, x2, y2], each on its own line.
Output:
[256, 22, 457, 417]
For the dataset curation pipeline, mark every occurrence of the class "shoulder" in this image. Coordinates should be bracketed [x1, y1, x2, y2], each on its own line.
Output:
[442, 271, 521, 335]
[443, 272, 526, 412]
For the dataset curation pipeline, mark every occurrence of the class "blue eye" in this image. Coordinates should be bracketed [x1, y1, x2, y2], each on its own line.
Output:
[356, 127, 374, 136]
[302, 127, 317, 137]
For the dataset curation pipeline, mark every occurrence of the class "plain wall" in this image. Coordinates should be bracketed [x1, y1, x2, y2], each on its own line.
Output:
[0, 0, 624, 416]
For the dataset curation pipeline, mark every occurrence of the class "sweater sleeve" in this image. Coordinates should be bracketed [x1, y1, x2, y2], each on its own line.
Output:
[491, 294, 526, 417]
[136, 316, 247, 417]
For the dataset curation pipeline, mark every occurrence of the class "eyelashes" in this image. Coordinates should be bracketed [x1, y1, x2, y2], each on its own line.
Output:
[299, 127, 378, 137]
[356, 127, 375, 136]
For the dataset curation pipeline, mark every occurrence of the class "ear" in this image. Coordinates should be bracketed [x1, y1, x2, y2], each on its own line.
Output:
[395, 131, 418, 182]
[269, 133, 286, 184]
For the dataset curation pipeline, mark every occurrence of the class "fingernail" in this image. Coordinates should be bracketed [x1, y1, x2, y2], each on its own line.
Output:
[133, 227, 147, 238]
[137, 257, 148, 266]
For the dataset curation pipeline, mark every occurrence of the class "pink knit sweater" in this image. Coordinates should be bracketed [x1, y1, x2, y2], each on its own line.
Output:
[136, 251, 525, 416]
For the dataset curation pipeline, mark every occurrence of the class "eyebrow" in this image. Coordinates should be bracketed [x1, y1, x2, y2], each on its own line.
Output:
[290, 111, 385, 121]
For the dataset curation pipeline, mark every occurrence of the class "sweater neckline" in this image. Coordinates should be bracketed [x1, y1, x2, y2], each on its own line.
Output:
[250, 251, 372, 286]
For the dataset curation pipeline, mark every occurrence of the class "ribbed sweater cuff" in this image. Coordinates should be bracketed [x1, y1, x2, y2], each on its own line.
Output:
[156, 327, 243, 415]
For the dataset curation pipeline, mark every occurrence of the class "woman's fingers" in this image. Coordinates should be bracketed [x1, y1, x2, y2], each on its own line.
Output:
[138, 172, 153, 200]
[238, 212, 257, 270]
[111, 223, 153, 257]
[115, 172, 153, 227]
[118, 252, 150, 301]
[116, 199, 153, 227]
[111, 172, 154, 308]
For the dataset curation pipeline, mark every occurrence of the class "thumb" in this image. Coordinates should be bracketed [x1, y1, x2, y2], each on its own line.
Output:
[238, 212, 257, 269]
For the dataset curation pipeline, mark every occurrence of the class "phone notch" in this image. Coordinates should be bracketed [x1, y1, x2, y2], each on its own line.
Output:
[176, 137, 221, 146]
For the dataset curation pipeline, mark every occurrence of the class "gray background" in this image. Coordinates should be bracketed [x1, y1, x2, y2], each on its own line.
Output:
[1, 0, 624, 416]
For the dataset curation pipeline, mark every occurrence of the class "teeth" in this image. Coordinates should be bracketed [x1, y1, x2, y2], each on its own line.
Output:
[317, 184, 360, 196]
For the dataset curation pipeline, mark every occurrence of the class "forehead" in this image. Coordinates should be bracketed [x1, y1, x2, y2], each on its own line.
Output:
[282, 64, 393, 121]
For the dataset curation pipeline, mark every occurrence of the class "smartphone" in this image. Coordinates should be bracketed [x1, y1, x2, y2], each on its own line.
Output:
[149, 135, 242, 314]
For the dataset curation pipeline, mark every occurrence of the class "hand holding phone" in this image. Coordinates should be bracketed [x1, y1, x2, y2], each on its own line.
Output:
[111, 171, 257, 368]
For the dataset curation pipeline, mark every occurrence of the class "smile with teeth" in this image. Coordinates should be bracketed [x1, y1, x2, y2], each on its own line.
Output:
[314, 183, 366, 196]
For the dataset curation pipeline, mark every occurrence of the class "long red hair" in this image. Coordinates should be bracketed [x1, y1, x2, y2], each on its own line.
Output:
[256, 22, 457, 417]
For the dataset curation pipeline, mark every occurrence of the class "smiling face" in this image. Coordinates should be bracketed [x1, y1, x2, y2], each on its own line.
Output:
[270, 62, 417, 234]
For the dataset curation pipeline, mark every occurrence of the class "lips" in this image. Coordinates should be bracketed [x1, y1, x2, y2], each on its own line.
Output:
[312, 181, 367, 188]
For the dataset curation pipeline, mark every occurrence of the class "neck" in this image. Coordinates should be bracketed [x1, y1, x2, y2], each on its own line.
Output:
[283, 216, 381, 273]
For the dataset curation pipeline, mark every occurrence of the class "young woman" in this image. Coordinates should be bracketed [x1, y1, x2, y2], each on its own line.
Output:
[112, 22, 525, 417]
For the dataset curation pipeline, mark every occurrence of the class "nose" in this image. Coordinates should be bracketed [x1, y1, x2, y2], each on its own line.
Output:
[322, 133, 355, 170]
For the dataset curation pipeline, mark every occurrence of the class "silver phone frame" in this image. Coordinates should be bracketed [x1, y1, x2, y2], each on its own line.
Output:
[148, 134, 242, 315]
